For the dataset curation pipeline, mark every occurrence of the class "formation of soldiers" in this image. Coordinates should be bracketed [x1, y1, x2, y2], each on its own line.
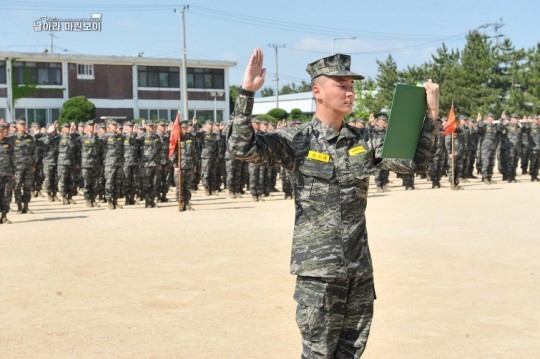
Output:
[351, 112, 540, 192]
[1, 110, 539, 224]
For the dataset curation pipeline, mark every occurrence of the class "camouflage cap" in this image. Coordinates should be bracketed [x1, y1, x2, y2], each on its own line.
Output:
[61, 122, 70, 128]
[86, 119, 95, 126]
[204, 119, 214, 125]
[124, 121, 133, 126]
[261, 120, 269, 125]
[107, 119, 118, 125]
[510, 113, 519, 119]
[484, 113, 495, 119]
[306, 53, 364, 81]
[15, 118, 27, 125]
[145, 121, 155, 127]
[377, 113, 388, 121]
[458, 115, 468, 120]
[0, 123, 7, 130]
[251, 118, 261, 123]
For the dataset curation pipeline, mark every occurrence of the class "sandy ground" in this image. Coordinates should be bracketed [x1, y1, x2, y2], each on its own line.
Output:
[0, 172, 539, 359]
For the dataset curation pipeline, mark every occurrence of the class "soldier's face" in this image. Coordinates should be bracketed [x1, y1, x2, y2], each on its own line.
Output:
[86, 125, 94, 134]
[16, 123, 27, 133]
[146, 125, 155, 134]
[313, 76, 355, 117]
[108, 124, 117, 133]
[125, 126, 133, 134]
[0, 128, 6, 139]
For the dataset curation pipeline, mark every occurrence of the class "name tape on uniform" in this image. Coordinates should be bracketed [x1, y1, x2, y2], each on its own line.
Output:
[307, 150, 330, 163]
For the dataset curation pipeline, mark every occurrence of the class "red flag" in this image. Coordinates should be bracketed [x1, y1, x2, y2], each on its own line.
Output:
[442, 105, 458, 136]
[168, 112, 181, 160]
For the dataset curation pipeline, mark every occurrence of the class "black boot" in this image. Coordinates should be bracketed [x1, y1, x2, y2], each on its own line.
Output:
[47, 193, 54, 202]
[16, 202, 23, 214]
[125, 196, 131, 206]
[113, 198, 123, 209]
[107, 199, 115, 210]
[1, 212, 11, 224]
[22, 202, 33, 214]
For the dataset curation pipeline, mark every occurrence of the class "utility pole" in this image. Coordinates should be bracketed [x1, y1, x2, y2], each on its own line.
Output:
[268, 44, 285, 108]
[175, 5, 190, 123]
[49, 33, 57, 53]
[480, 18, 505, 51]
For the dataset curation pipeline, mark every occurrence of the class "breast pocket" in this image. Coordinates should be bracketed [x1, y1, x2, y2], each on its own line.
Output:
[298, 158, 334, 203]
[348, 150, 375, 180]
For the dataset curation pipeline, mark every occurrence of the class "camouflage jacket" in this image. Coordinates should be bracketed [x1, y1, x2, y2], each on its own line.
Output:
[171, 134, 196, 170]
[140, 133, 162, 167]
[227, 96, 438, 279]
[122, 133, 140, 167]
[79, 134, 102, 168]
[476, 121, 501, 151]
[38, 134, 59, 166]
[157, 131, 171, 165]
[201, 130, 218, 159]
[100, 133, 124, 168]
[8, 133, 35, 170]
[57, 133, 80, 166]
[0, 138, 14, 177]
[530, 123, 540, 151]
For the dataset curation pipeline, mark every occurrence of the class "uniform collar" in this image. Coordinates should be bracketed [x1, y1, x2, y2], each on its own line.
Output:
[312, 117, 356, 141]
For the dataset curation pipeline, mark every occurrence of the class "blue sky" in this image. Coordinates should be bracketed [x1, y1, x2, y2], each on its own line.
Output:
[1, 0, 538, 87]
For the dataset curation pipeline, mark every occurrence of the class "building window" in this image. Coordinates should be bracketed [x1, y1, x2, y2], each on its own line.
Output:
[77, 64, 94, 79]
[138, 66, 179, 88]
[0, 108, 6, 120]
[0, 61, 6, 84]
[13, 108, 61, 126]
[13, 61, 62, 85]
[187, 68, 224, 90]
[139, 109, 178, 122]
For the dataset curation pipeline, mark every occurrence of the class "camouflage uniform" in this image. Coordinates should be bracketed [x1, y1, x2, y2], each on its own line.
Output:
[8, 123, 36, 213]
[476, 117, 502, 183]
[228, 84, 438, 357]
[171, 127, 196, 210]
[101, 129, 124, 208]
[57, 131, 80, 203]
[428, 128, 446, 188]
[528, 120, 540, 181]
[200, 128, 219, 195]
[32, 133, 45, 196]
[123, 130, 141, 205]
[0, 125, 15, 223]
[38, 132, 59, 200]
[501, 119, 521, 182]
[370, 124, 389, 192]
[519, 121, 531, 175]
[79, 129, 101, 206]
[140, 128, 162, 207]
[157, 126, 172, 202]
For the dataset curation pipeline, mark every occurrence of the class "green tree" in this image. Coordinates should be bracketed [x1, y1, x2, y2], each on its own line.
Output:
[267, 108, 288, 120]
[375, 54, 398, 112]
[290, 108, 303, 119]
[229, 85, 240, 111]
[524, 43, 540, 113]
[255, 113, 276, 123]
[353, 77, 377, 119]
[428, 42, 461, 114]
[261, 87, 274, 97]
[58, 96, 96, 125]
[455, 30, 497, 115]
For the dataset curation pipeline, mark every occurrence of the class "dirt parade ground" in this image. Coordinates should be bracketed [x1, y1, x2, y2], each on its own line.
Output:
[0, 172, 539, 359]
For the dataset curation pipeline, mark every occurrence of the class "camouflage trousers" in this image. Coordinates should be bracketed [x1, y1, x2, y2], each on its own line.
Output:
[281, 166, 293, 196]
[81, 167, 99, 201]
[226, 158, 243, 194]
[43, 163, 58, 194]
[123, 164, 140, 198]
[374, 169, 389, 188]
[104, 165, 124, 201]
[480, 148, 497, 179]
[57, 165, 74, 198]
[142, 165, 161, 200]
[294, 276, 375, 359]
[201, 157, 217, 191]
[529, 150, 539, 178]
[248, 163, 263, 196]
[428, 153, 445, 183]
[0, 176, 13, 213]
[14, 166, 34, 203]
[173, 168, 193, 204]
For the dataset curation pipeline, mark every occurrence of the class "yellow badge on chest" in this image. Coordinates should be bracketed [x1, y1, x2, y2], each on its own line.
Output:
[307, 150, 330, 163]
[349, 146, 365, 156]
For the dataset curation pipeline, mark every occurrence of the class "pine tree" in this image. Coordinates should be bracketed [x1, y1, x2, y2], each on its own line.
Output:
[375, 54, 398, 112]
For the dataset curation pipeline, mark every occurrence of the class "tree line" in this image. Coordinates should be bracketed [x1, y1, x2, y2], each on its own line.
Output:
[247, 30, 540, 121]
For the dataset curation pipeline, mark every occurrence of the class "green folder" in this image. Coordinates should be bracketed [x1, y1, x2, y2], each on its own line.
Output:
[380, 84, 427, 159]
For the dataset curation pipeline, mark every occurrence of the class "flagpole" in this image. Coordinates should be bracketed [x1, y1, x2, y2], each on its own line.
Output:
[178, 138, 183, 212]
[451, 132, 455, 191]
